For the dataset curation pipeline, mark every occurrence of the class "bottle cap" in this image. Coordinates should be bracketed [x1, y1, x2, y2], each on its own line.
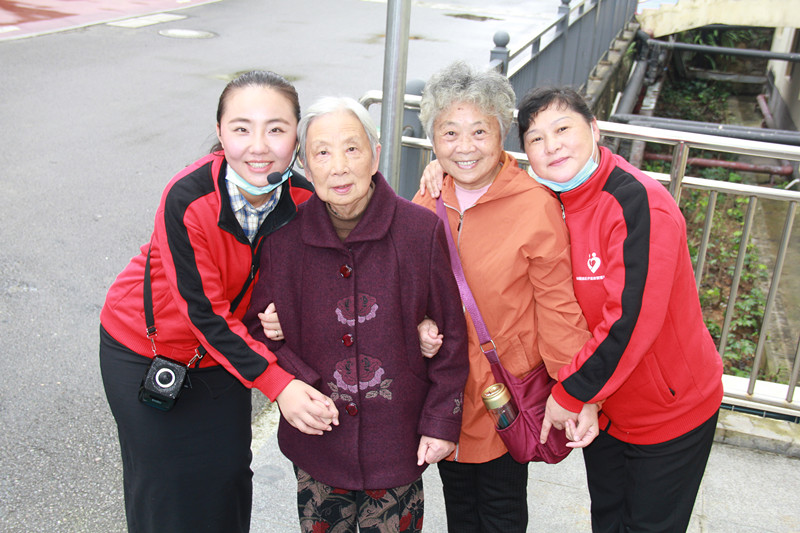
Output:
[481, 383, 511, 410]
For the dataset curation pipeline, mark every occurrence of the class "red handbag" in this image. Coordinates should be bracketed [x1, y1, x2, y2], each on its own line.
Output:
[436, 197, 572, 464]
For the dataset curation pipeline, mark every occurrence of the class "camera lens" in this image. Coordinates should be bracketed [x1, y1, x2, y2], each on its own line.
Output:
[155, 368, 176, 389]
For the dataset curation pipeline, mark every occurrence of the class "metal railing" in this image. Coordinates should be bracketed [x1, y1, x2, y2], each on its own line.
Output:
[489, 0, 638, 99]
[360, 91, 800, 418]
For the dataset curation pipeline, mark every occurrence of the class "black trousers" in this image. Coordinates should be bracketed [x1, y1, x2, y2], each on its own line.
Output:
[583, 411, 719, 533]
[99, 326, 253, 533]
[437, 453, 528, 533]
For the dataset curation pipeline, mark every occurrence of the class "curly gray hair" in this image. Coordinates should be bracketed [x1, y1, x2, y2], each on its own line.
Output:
[419, 61, 516, 142]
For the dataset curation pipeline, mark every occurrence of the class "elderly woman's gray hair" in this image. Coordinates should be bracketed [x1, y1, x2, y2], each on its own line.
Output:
[297, 96, 380, 161]
[419, 61, 516, 142]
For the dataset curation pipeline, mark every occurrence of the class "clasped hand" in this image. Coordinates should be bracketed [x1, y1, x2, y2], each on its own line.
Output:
[276, 380, 339, 436]
[540, 394, 599, 448]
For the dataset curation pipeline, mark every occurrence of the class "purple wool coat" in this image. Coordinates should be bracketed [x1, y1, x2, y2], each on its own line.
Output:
[245, 173, 469, 490]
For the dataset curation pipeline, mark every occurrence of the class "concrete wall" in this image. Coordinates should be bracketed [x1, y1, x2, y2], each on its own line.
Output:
[767, 27, 800, 131]
[638, 0, 800, 38]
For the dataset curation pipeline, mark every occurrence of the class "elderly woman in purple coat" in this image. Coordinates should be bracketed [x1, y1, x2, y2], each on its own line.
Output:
[244, 96, 469, 533]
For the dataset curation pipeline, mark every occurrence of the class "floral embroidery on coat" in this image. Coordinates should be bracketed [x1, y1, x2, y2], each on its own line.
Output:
[452, 393, 463, 415]
[329, 354, 392, 402]
[335, 293, 379, 326]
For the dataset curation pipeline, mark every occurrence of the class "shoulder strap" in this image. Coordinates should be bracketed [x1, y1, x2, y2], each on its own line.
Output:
[144, 244, 206, 366]
[144, 245, 157, 342]
[435, 197, 502, 367]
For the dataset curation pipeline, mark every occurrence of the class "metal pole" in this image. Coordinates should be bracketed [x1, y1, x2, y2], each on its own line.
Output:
[750, 201, 796, 396]
[379, 0, 411, 191]
[642, 33, 800, 63]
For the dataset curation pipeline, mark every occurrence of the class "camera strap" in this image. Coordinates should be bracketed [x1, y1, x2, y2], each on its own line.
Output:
[145, 244, 206, 368]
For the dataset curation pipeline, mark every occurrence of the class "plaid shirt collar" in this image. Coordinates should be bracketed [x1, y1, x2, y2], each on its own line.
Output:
[225, 169, 282, 242]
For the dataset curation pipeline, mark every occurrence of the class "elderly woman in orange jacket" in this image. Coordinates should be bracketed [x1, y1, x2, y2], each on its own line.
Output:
[411, 61, 592, 533]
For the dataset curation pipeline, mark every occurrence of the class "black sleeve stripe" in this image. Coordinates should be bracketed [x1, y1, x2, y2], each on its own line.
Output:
[163, 164, 268, 380]
[562, 168, 650, 401]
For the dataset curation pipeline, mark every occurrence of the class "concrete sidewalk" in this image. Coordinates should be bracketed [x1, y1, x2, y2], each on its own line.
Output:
[250, 405, 800, 532]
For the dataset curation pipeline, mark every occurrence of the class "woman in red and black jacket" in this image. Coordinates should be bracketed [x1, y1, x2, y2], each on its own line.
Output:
[99, 71, 334, 533]
[521, 87, 723, 533]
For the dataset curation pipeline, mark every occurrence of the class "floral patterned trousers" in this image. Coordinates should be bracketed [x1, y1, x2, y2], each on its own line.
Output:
[295, 466, 424, 533]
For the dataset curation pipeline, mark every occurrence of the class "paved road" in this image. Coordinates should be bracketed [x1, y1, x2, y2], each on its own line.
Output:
[0, 0, 220, 40]
[250, 409, 800, 532]
[0, 1, 560, 531]
[1, 1, 799, 532]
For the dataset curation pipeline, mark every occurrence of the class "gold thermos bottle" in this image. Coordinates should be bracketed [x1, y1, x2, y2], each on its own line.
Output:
[481, 383, 518, 429]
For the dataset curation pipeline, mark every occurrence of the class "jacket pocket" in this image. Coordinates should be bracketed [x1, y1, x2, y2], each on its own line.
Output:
[642, 351, 678, 405]
[496, 335, 536, 379]
[610, 350, 677, 410]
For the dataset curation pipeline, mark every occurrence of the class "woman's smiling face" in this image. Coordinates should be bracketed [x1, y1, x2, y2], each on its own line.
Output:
[431, 101, 504, 190]
[216, 86, 298, 203]
[523, 104, 599, 184]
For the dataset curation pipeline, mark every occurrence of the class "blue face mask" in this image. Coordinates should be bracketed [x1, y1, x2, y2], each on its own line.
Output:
[225, 150, 297, 197]
[529, 144, 598, 193]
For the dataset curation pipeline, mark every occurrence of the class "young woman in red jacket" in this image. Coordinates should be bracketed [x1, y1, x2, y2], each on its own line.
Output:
[99, 71, 336, 533]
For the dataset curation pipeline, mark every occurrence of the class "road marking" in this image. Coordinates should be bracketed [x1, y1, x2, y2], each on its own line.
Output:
[159, 28, 216, 38]
[107, 13, 186, 28]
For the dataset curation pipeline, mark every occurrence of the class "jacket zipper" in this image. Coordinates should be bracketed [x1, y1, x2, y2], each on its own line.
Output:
[444, 202, 468, 251]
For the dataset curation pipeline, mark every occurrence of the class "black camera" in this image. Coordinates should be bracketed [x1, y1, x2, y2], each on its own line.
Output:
[138, 355, 189, 411]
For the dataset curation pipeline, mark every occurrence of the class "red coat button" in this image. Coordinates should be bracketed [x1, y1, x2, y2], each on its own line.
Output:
[339, 265, 353, 278]
[342, 333, 354, 347]
[346, 402, 358, 416]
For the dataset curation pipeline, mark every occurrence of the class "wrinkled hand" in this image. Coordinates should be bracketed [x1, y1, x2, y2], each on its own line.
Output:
[258, 302, 283, 341]
[564, 402, 600, 448]
[418, 160, 445, 199]
[417, 318, 443, 359]
[416, 436, 456, 465]
[276, 380, 339, 436]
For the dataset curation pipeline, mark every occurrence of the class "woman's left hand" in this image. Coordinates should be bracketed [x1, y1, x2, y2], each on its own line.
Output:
[417, 318, 443, 358]
[565, 402, 600, 448]
[416, 436, 455, 465]
[258, 302, 283, 340]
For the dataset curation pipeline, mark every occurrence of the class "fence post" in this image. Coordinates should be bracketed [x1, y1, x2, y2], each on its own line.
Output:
[557, 0, 571, 83]
[490, 31, 510, 75]
[397, 79, 426, 199]
[668, 141, 689, 201]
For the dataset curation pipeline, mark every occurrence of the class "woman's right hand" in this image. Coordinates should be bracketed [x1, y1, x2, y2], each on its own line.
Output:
[275, 379, 339, 436]
[418, 159, 445, 198]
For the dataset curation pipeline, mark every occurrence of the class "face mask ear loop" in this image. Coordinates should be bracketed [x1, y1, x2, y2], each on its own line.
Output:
[285, 145, 299, 176]
[588, 121, 598, 165]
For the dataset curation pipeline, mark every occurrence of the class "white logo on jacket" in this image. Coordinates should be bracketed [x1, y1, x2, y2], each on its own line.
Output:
[577, 252, 604, 281]
[587, 253, 601, 273]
